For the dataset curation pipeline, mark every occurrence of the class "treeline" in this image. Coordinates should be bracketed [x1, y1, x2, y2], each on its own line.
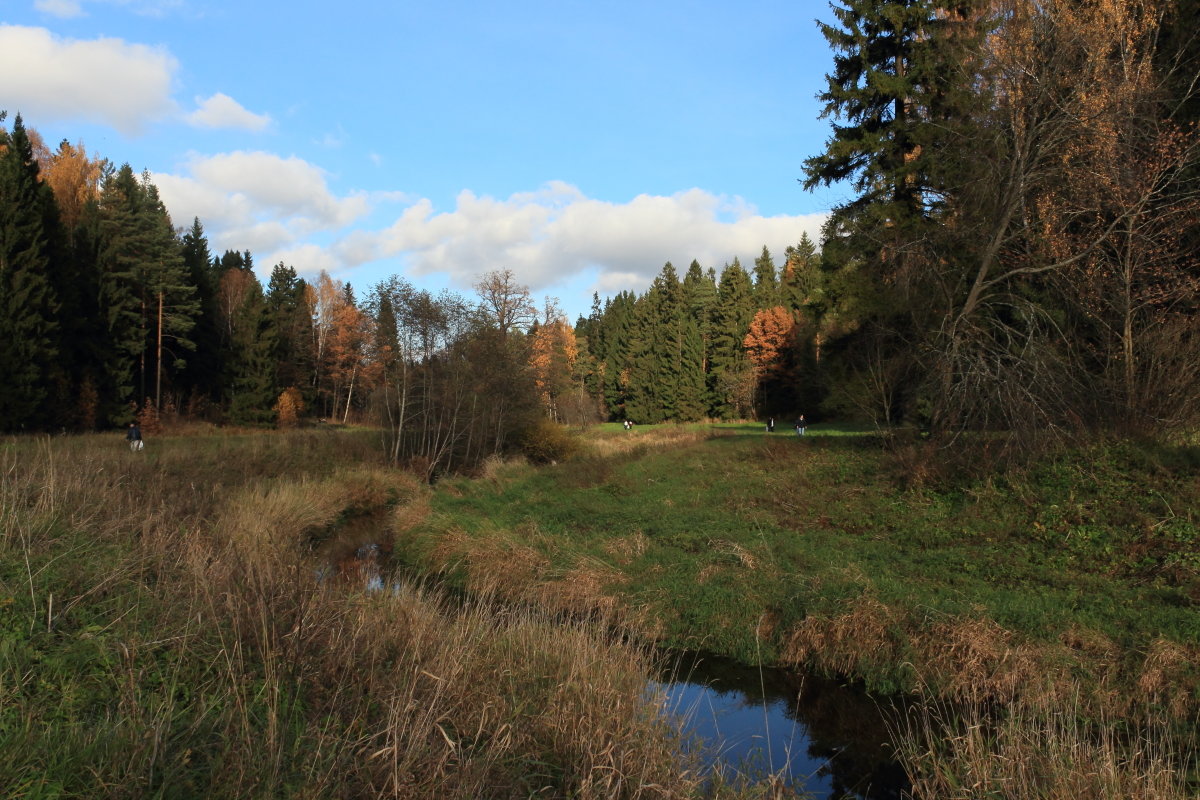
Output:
[571, 244, 826, 424]
[0, 106, 825, 457]
[3, 0, 1198, 452]
[0, 113, 566, 477]
[576, 1, 1200, 438]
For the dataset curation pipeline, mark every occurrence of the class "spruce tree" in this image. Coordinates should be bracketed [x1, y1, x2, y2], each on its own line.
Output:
[266, 262, 315, 401]
[781, 233, 821, 312]
[141, 178, 198, 410]
[0, 114, 60, 430]
[601, 291, 636, 419]
[752, 246, 779, 308]
[179, 217, 223, 405]
[708, 259, 755, 418]
[675, 314, 707, 421]
[226, 275, 278, 424]
[95, 166, 199, 419]
[803, 0, 985, 425]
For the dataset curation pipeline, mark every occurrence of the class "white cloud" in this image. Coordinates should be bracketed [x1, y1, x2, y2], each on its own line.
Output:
[34, 0, 84, 18]
[363, 182, 827, 296]
[153, 150, 370, 262]
[262, 244, 338, 277]
[186, 93, 271, 131]
[34, 0, 184, 18]
[0, 25, 177, 134]
[157, 155, 826, 308]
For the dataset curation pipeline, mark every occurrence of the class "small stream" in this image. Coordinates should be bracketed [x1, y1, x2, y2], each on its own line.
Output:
[318, 522, 909, 798]
[656, 653, 908, 798]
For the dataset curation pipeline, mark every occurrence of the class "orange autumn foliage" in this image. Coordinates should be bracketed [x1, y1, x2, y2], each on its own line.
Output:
[743, 306, 796, 379]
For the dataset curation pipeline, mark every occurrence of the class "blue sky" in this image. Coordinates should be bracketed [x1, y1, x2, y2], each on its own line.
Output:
[2, 0, 843, 320]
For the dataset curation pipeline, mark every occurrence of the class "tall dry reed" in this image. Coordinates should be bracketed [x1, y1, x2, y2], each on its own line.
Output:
[894, 690, 1198, 799]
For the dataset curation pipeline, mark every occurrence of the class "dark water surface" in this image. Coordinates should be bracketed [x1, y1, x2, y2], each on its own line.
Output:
[656, 654, 909, 799]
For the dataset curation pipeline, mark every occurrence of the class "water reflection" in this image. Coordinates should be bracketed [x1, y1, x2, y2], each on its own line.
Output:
[656, 653, 909, 799]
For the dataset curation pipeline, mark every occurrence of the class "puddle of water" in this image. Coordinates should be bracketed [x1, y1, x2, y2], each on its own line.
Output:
[656, 653, 909, 799]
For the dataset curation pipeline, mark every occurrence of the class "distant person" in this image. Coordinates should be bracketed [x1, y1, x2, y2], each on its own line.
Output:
[767, 418, 775, 433]
[126, 422, 144, 451]
[795, 415, 807, 436]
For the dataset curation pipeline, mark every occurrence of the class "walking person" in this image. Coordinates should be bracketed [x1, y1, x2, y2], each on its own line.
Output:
[125, 422, 143, 451]
[796, 414, 807, 436]
[767, 418, 775, 433]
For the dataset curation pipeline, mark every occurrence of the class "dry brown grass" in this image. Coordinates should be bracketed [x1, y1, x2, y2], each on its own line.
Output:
[428, 525, 552, 597]
[582, 424, 714, 459]
[1138, 638, 1200, 719]
[921, 616, 1047, 706]
[604, 531, 650, 566]
[2, 431, 715, 799]
[535, 557, 630, 619]
[780, 596, 907, 681]
[896, 693, 1196, 800]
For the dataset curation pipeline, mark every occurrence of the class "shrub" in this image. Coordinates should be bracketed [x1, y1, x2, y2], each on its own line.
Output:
[274, 386, 305, 428]
[515, 418, 578, 464]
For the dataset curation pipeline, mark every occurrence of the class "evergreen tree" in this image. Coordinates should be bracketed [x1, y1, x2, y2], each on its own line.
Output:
[752, 246, 779, 308]
[575, 292, 606, 408]
[225, 273, 277, 424]
[708, 259, 755, 418]
[265, 262, 315, 402]
[94, 165, 198, 419]
[802, 0, 985, 425]
[804, 0, 980, 227]
[0, 114, 60, 430]
[781, 233, 821, 312]
[675, 314, 707, 421]
[601, 291, 637, 419]
[179, 217, 223, 405]
[140, 178, 198, 410]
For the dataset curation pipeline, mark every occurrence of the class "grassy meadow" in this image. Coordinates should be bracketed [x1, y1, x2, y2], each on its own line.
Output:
[400, 421, 1200, 796]
[409, 423, 1199, 705]
[3, 422, 1198, 797]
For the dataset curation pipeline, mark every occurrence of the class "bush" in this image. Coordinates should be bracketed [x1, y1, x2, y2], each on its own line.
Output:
[514, 418, 578, 464]
[274, 387, 305, 428]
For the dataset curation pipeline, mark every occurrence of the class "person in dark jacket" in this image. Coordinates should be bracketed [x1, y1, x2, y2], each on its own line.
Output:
[126, 422, 143, 451]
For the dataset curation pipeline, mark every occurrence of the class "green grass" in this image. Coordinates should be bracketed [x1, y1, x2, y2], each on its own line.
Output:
[403, 425, 1200, 702]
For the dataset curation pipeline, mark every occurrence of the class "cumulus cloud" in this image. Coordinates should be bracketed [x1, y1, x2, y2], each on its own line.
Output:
[363, 182, 827, 296]
[157, 154, 825, 306]
[0, 25, 177, 133]
[186, 93, 271, 131]
[153, 150, 370, 261]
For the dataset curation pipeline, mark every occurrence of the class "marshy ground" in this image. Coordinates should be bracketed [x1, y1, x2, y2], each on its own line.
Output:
[2, 423, 1197, 797]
